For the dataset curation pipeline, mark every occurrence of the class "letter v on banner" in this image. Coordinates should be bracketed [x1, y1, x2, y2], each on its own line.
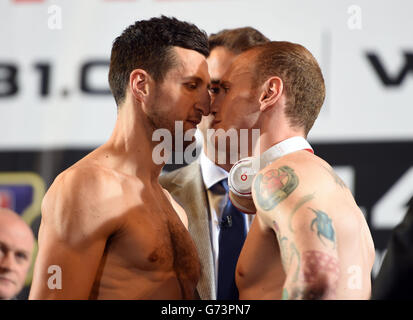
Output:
[366, 52, 413, 86]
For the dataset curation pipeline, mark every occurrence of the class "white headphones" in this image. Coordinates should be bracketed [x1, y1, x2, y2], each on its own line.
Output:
[228, 136, 313, 201]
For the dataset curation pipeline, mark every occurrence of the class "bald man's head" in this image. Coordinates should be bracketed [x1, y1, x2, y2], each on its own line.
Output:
[0, 208, 35, 300]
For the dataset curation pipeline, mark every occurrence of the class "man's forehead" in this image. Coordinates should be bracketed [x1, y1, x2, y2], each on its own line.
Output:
[224, 54, 255, 81]
[0, 212, 34, 248]
[171, 46, 209, 76]
[207, 46, 237, 78]
[0, 231, 33, 253]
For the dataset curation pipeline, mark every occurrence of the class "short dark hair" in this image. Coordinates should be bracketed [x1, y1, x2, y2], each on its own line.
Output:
[251, 41, 325, 135]
[208, 27, 270, 54]
[109, 16, 209, 106]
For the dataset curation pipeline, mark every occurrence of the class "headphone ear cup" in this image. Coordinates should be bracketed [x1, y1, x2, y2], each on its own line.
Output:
[228, 157, 258, 198]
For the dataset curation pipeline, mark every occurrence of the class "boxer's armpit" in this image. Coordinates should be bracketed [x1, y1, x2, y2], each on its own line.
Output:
[253, 165, 298, 211]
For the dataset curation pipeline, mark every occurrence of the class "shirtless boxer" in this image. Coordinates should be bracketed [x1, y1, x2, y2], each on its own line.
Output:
[211, 41, 375, 299]
[29, 16, 210, 299]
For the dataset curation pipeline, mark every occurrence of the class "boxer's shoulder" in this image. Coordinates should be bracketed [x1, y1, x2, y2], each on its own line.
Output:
[253, 151, 347, 219]
[257, 152, 363, 239]
[41, 164, 128, 243]
[261, 151, 344, 193]
[46, 163, 120, 202]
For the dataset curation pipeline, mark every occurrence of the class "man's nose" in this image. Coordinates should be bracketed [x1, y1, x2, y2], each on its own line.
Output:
[209, 89, 217, 105]
[0, 252, 14, 272]
[210, 92, 221, 115]
[196, 89, 211, 116]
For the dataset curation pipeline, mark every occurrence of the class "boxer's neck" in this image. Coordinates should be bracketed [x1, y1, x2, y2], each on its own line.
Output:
[253, 116, 305, 157]
[105, 101, 167, 180]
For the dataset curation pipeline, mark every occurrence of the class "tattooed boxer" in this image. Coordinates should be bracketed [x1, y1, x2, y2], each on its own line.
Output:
[211, 41, 375, 299]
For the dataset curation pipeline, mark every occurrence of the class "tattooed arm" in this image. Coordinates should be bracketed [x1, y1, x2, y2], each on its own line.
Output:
[278, 206, 340, 300]
[253, 165, 340, 300]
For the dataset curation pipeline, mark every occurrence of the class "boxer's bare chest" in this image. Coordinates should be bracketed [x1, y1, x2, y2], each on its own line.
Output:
[97, 183, 200, 298]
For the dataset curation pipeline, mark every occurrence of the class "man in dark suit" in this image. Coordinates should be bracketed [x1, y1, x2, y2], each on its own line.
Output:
[160, 27, 269, 300]
[372, 196, 413, 299]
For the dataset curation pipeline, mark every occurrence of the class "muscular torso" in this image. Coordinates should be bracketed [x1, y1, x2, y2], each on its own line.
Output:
[32, 149, 200, 300]
[236, 151, 375, 299]
[89, 182, 200, 299]
[90, 165, 200, 300]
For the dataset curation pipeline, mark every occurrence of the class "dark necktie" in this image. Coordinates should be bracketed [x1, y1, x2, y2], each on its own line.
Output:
[217, 178, 247, 300]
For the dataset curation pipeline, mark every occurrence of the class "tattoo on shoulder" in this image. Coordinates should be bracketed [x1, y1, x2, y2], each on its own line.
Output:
[322, 165, 347, 189]
[277, 235, 301, 282]
[254, 166, 298, 211]
[309, 208, 336, 249]
[288, 193, 315, 232]
[279, 236, 289, 267]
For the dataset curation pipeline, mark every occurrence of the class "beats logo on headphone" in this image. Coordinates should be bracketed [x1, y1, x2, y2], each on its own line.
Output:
[228, 136, 313, 214]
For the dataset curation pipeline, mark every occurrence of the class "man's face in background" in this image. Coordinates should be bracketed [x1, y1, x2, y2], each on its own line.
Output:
[197, 46, 237, 139]
[0, 210, 34, 300]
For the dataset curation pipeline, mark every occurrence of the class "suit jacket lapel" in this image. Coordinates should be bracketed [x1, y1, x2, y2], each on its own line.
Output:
[165, 161, 216, 300]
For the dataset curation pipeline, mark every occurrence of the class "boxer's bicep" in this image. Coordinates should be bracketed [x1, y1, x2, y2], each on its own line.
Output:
[29, 177, 108, 299]
[276, 200, 340, 299]
[30, 220, 107, 299]
[254, 164, 341, 299]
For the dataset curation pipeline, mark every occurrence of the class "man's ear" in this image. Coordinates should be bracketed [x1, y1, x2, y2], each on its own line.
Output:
[129, 69, 150, 103]
[258, 76, 283, 112]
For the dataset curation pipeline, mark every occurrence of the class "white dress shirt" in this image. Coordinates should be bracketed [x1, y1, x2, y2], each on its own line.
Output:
[199, 150, 249, 292]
